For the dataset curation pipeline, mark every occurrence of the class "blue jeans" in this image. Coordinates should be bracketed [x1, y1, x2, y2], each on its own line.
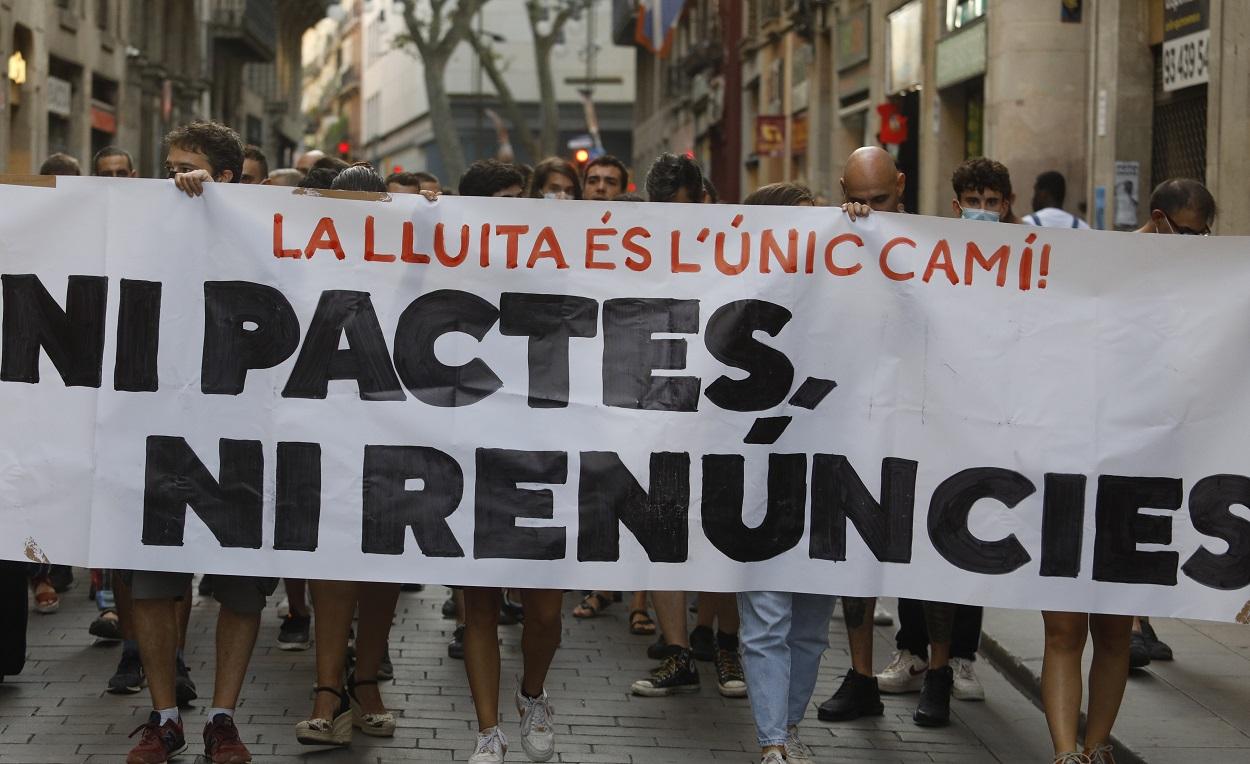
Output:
[737, 591, 836, 747]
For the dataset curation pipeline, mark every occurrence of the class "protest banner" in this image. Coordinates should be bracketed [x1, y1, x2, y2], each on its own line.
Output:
[0, 176, 1248, 623]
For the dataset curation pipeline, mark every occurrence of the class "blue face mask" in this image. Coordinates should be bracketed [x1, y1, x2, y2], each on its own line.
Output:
[960, 206, 1001, 223]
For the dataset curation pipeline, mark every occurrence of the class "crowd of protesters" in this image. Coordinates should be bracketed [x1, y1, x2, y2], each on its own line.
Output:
[0, 118, 1220, 764]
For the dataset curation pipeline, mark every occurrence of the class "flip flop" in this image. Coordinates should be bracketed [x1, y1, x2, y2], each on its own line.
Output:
[573, 591, 612, 618]
[629, 609, 657, 636]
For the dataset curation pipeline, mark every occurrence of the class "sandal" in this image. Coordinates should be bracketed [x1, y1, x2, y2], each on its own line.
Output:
[32, 577, 59, 614]
[573, 591, 612, 619]
[629, 609, 657, 636]
[347, 674, 395, 737]
[295, 686, 352, 746]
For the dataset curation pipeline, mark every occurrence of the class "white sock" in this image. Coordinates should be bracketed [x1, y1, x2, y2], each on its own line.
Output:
[206, 707, 234, 721]
[156, 707, 180, 725]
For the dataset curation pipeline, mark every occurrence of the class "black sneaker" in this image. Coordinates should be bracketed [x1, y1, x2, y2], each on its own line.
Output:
[1129, 631, 1152, 669]
[108, 647, 145, 694]
[647, 635, 680, 660]
[88, 611, 123, 642]
[689, 625, 716, 662]
[1139, 618, 1173, 661]
[377, 642, 394, 681]
[499, 595, 524, 625]
[631, 649, 700, 697]
[913, 665, 954, 727]
[817, 668, 884, 721]
[175, 656, 197, 708]
[448, 625, 465, 660]
[441, 595, 458, 619]
[277, 613, 312, 651]
[714, 648, 747, 697]
[400, 583, 424, 592]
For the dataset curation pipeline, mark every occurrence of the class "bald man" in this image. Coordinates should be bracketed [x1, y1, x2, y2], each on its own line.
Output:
[295, 149, 326, 175]
[839, 145, 906, 220]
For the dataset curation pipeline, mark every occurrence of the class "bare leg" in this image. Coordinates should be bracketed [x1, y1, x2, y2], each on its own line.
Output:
[112, 571, 134, 641]
[353, 582, 399, 713]
[285, 579, 310, 617]
[463, 587, 503, 730]
[630, 591, 648, 612]
[1085, 614, 1132, 750]
[923, 601, 956, 669]
[131, 598, 179, 709]
[651, 591, 690, 648]
[708, 592, 739, 633]
[308, 580, 356, 720]
[210, 606, 260, 709]
[519, 589, 563, 696]
[455, 589, 465, 627]
[695, 593, 714, 629]
[1041, 611, 1088, 754]
[843, 596, 875, 676]
[177, 582, 192, 650]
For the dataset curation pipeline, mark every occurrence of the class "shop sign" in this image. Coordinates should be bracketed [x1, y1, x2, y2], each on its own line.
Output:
[1162, 0, 1209, 92]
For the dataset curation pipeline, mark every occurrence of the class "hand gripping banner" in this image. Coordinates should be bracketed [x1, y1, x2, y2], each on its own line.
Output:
[1, 176, 1249, 623]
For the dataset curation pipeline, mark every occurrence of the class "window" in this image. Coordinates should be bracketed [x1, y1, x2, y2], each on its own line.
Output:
[97, 0, 109, 30]
[945, 0, 985, 33]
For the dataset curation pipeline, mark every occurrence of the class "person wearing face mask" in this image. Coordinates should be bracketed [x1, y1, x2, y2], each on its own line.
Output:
[1134, 178, 1215, 236]
[951, 158, 1017, 224]
[528, 156, 581, 200]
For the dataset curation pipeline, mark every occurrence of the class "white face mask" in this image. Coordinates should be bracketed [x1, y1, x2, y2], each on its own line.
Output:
[960, 205, 1001, 223]
[543, 191, 571, 201]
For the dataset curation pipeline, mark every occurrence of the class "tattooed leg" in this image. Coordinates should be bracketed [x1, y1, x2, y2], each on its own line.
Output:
[843, 597, 876, 676]
[924, 600, 956, 669]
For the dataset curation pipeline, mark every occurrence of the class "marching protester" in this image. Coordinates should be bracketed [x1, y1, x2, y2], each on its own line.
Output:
[630, 152, 746, 701]
[455, 158, 562, 764]
[239, 146, 270, 185]
[735, 180, 836, 764]
[38, 152, 81, 176]
[1025, 171, 1090, 229]
[294, 148, 326, 175]
[581, 154, 629, 201]
[267, 168, 303, 186]
[528, 156, 582, 200]
[125, 120, 273, 764]
[386, 170, 441, 194]
[94, 146, 138, 178]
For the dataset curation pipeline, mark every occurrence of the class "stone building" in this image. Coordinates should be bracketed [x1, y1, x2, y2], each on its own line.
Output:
[620, 0, 1244, 233]
[2, 0, 324, 178]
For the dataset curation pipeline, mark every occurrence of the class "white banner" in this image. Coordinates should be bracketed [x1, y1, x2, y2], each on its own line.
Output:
[2, 176, 1249, 624]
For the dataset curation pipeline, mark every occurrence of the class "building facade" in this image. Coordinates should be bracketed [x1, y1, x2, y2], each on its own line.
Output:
[3, 0, 324, 178]
[621, 0, 1245, 233]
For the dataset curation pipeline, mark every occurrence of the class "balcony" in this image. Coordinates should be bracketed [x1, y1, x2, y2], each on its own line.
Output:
[210, 0, 277, 63]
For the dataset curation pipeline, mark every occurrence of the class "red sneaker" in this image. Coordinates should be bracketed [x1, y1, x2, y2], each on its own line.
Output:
[126, 711, 187, 764]
[203, 714, 252, 764]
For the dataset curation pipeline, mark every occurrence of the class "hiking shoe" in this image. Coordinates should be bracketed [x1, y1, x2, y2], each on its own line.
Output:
[1087, 743, 1117, 764]
[515, 682, 556, 761]
[760, 752, 786, 764]
[175, 656, 197, 707]
[1053, 754, 1092, 764]
[469, 725, 508, 763]
[108, 647, 145, 694]
[950, 657, 985, 701]
[714, 647, 747, 697]
[784, 725, 814, 762]
[689, 624, 716, 662]
[89, 610, 123, 642]
[646, 634, 680, 660]
[126, 711, 187, 764]
[874, 601, 894, 626]
[817, 668, 883, 721]
[203, 713, 251, 763]
[1129, 632, 1152, 669]
[913, 665, 954, 727]
[277, 613, 311, 651]
[877, 649, 927, 694]
[1139, 619, 1173, 661]
[631, 649, 700, 696]
[377, 643, 394, 681]
[448, 624, 465, 659]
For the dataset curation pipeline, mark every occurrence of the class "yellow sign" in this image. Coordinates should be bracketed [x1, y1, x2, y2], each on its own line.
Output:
[8, 51, 26, 85]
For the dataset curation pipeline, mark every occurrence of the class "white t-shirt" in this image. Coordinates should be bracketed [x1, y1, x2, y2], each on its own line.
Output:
[1023, 207, 1090, 229]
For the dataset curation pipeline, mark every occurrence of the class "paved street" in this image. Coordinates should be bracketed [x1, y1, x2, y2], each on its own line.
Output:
[0, 580, 1060, 763]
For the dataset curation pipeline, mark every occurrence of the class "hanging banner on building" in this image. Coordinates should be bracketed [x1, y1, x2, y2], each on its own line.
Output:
[754, 115, 786, 157]
[2, 177, 1250, 624]
[1162, 0, 1209, 92]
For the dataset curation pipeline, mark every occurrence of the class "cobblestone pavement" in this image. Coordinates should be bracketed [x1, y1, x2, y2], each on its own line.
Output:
[0, 581, 1058, 763]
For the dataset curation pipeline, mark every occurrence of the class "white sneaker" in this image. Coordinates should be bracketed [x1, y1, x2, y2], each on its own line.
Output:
[761, 752, 786, 764]
[469, 726, 508, 764]
[515, 682, 555, 761]
[784, 725, 814, 762]
[873, 602, 894, 626]
[876, 649, 927, 693]
[950, 657, 985, 701]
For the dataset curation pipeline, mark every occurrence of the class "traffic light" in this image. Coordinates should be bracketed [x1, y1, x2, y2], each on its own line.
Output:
[574, 148, 590, 164]
[337, 140, 350, 158]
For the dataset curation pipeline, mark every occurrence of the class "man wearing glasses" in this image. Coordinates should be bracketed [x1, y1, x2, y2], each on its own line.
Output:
[1135, 178, 1216, 236]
